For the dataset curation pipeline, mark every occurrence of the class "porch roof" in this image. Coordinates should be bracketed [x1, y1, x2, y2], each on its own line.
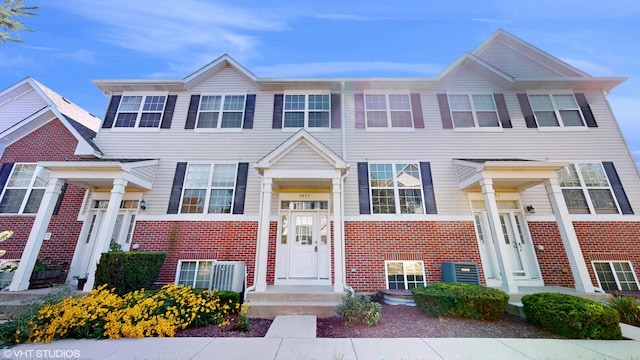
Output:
[38, 159, 159, 190]
[454, 158, 568, 191]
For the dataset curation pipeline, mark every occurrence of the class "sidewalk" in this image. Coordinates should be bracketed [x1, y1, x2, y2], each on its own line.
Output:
[2, 337, 640, 360]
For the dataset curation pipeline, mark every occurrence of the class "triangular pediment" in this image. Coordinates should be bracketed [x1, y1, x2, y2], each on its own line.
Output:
[184, 54, 257, 90]
[256, 130, 348, 172]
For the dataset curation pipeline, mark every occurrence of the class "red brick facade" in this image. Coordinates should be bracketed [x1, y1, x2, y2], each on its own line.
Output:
[0, 119, 88, 278]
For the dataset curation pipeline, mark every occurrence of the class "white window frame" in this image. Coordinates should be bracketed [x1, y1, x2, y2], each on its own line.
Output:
[114, 92, 168, 129]
[364, 93, 414, 129]
[528, 93, 585, 128]
[196, 94, 246, 129]
[558, 162, 620, 214]
[385, 260, 426, 290]
[369, 162, 424, 214]
[448, 93, 501, 129]
[592, 261, 640, 292]
[175, 260, 216, 290]
[179, 163, 237, 214]
[0, 163, 50, 214]
[282, 92, 331, 130]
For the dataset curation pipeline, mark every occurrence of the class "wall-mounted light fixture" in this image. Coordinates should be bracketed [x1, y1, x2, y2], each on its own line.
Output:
[139, 199, 147, 211]
[526, 205, 535, 214]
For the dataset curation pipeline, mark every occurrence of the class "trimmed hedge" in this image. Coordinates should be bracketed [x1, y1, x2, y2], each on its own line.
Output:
[521, 292, 622, 339]
[94, 252, 166, 295]
[412, 282, 509, 321]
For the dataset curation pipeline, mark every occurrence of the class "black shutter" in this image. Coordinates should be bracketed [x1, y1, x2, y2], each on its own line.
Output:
[0, 163, 14, 192]
[517, 93, 537, 128]
[357, 162, 371, 214]
[420, 162, 437, 214]
[493, 93, 512, 128]
[232, 163, 249, 214]
[167, 162, 187, 214]
[272, 94, 284, 129]
[160, 95, 177, 129]
[410, 93, 424, 129]
[102, 95, 121, 128]
[331, 94, 341, 129]
[52, 183, 67, 215]
[602, 162, 633, 214]
[354, 93, 365, 129]
[437, 94, 453, 129]
[243, 94, 256, 129]
[185, 95, 200, 129]
[574, 93, 597, 128]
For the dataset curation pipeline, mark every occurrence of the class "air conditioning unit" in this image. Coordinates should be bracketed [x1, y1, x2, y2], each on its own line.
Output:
[441, 262, 480, 285]
[209, 261, 246, 293]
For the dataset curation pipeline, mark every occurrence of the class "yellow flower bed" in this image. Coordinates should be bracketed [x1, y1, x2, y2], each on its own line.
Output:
[27, 284, 239, 343]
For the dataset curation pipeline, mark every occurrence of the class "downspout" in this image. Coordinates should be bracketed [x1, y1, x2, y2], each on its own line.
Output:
[340, 80, 352, 293]
[245, 169, 262, 301]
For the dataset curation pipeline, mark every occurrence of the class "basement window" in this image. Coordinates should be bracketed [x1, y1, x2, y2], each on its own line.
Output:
[593, 261, 639, 292]
[176, 260, 215, 289]
[385, 260, 426, 290]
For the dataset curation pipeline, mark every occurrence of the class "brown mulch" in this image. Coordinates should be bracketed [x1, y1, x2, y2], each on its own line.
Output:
[176, 303, 564, 339]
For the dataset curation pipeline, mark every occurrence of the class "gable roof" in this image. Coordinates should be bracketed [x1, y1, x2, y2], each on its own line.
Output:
[0, 77, 103, 157]
[92, 29, 626, 95]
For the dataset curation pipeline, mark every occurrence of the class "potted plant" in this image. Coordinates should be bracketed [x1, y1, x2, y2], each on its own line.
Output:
[73, 273, 88, 291]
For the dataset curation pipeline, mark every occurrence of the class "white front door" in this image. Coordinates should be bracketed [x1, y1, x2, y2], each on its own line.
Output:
[68, 199, 139, 279]
[275, 199, 331, 284]
[473, 200, 542, 286]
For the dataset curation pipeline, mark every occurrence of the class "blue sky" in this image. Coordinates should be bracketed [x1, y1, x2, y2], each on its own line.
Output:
[2, 1, 640, 165]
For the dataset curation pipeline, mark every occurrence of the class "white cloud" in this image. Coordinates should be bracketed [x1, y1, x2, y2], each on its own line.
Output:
[52, 0, 286, 61]
[559, 57, 615, 77]
[254, 61, 442, 78]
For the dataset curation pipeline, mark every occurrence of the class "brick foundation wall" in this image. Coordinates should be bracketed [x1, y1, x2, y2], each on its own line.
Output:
[0, 119, 88, 277]
[344, 221, 482, 292]
[132, 220, 259, 286]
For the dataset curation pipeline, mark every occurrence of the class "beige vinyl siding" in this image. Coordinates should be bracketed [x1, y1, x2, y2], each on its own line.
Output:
[475, 41, 564, 78]
[270, 143, 337, 171]
[0, 88, 48, 132]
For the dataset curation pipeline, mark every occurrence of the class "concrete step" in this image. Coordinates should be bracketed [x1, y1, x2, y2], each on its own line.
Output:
[245, 285, 344, 319]
[265, 315, 316, 338]
[246, 301, 338, 319]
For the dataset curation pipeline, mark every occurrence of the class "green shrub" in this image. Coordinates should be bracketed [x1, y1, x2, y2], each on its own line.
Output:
[94, 252, 166, 295]
[336, 293, 381, 327]
[412, 282, 509, 321]
[608, 294, 640, 327]
[521, 292, 622, 339]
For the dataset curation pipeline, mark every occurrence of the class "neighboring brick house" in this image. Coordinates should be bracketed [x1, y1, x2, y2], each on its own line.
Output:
[0, 77, 101, 289]
[6, 30, 640, 301]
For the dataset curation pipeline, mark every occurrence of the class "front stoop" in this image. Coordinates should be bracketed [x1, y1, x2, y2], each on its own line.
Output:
[246, 285, 343, 319]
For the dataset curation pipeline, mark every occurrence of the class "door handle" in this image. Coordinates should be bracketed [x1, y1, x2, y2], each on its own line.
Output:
[314, 246, 318, 252]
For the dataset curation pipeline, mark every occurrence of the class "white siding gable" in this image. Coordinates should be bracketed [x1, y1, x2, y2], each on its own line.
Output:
[0, 86, 48, 133]
[476, 41, 564, 78]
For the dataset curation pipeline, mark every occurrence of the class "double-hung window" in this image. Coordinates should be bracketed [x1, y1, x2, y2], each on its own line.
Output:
[180, 163, 237, 214]
[283, 94, 330, 129]
[114, 95, 167, 128]
[593, 261, 639, 291]
[365, 94, 413, 128]
[385, 260, 426, 290]
[0, 164, 50, 214]
[528, 94, 584, 127]
[559, 163, 619, 214]
[369, 163, 424, 214]
[197, 95, 246, 129]
[448, 94, 500, 128]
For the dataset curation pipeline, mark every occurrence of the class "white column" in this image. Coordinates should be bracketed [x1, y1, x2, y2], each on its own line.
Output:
[332, 178, 344, 292]
[544, 178, 595, 293]
[83, 178, 127, 291]
[9, 178, 64, 291]
[255, 178, 272, 292]
[480, 178, 518, 293]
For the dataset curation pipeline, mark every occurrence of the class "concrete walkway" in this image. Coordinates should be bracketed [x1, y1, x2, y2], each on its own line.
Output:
[3, 336, 640, 360]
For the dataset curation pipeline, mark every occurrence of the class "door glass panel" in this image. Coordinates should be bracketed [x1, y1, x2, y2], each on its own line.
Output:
[85, 214, 97, 243]
[474, 214, 485, 244]
[281, 215, 288, 244]
[111, 215, 124, 244]
[499, 215, 510, 244]
[320, 215, 327, 244]
[295, 216, 313, 245]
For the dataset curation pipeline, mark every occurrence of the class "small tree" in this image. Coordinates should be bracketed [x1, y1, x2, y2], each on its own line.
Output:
[0, 0, 39, 46]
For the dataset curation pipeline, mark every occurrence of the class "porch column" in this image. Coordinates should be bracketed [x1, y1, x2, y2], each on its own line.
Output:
[9, 178, 64, 291]
[332, 178, 344, 292]
[255, 178, 273, 292]
[84, 178, 128, 291]
[479, 178, 518, 293]
[544, 178, 594, 293]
